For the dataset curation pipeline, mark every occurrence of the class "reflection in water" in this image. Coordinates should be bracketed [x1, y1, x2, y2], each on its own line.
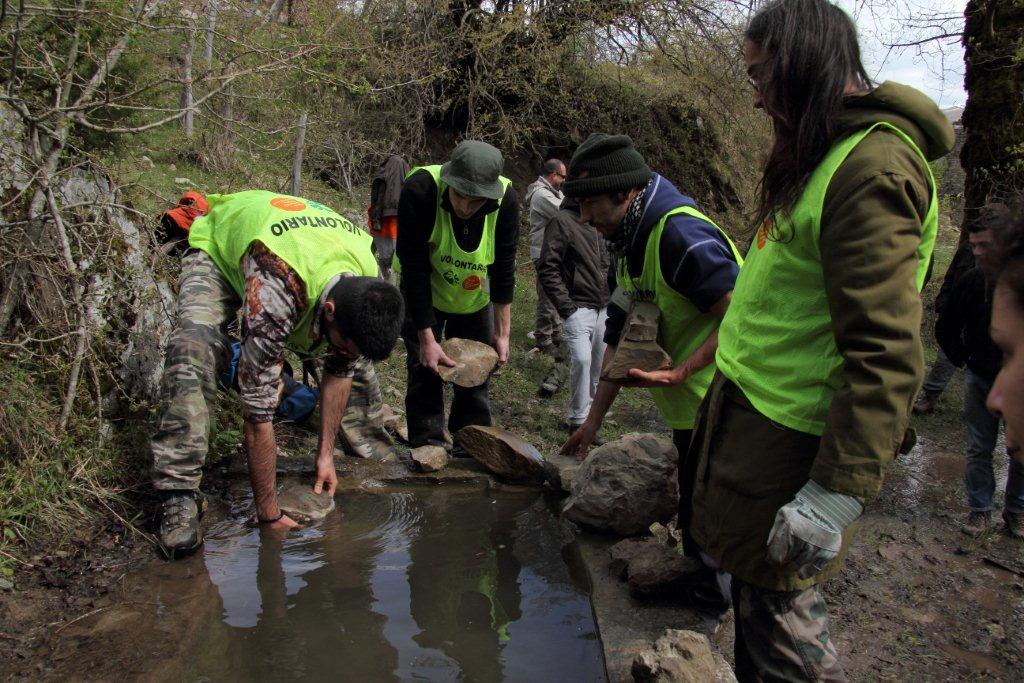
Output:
[185, 487, 605, 682]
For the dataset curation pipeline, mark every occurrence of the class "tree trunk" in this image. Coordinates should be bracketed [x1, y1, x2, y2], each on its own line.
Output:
[203, 0, 217, 70]
[266, 0, 285, 23]
[960, 0, 1024, 226]
[222, 82, 233, 137]
[291, 111, 307, 196]
[181, 26, 196, 138]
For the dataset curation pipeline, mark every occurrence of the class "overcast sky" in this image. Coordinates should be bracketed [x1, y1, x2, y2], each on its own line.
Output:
[837, 0, 966, 108]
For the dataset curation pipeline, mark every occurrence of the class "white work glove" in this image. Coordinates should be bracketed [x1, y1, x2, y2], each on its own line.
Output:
[766, 480, 863, 580]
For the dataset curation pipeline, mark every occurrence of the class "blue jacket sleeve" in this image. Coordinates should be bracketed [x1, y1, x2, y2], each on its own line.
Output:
[657, 215, 739, 311]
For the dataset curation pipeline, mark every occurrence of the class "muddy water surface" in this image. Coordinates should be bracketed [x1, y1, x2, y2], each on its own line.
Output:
[175, 486, 605, 682]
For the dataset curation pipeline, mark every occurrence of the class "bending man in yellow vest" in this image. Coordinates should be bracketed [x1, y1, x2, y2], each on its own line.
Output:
[395, 141, 519, 448]
[559, 134, 741, 614]
[151, 190, 404, 556]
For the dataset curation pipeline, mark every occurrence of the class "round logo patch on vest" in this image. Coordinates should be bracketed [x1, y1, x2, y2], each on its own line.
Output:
[270, 197, 306, 212]
[462, 275, 482, 291]
[756, 217, 772, 250]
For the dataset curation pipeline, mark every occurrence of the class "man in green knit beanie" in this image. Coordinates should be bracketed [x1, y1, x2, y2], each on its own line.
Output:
[561, 133, 742, 616]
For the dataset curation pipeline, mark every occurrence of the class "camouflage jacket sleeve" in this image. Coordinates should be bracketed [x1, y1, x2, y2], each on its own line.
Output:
[237, 242, 308, 423]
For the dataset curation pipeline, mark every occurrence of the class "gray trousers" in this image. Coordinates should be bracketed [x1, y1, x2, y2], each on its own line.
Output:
[563, 307, 607, 424]
[532, 259, 562, 348]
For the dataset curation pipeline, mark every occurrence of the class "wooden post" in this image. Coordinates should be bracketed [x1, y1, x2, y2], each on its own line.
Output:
[291, 111, 307, 196]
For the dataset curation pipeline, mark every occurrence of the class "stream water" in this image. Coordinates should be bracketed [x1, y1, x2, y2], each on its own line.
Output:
[173, 485, 606, 682]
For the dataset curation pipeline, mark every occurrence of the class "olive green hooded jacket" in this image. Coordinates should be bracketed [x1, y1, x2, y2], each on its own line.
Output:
[689, 82, 955, 591]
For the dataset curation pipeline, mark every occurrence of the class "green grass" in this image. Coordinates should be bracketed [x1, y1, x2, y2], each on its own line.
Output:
[0, 365, 144, 571]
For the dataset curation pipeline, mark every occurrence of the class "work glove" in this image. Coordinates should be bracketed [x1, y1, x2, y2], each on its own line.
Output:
[766, 480, 863, 580]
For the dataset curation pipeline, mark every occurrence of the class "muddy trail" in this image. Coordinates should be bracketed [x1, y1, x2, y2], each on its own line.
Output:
[1, 402, 1022, 681]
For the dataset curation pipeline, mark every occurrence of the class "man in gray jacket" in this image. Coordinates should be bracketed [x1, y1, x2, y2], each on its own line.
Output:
[537, 198, 612, 433]
[525, 159, 566, 354]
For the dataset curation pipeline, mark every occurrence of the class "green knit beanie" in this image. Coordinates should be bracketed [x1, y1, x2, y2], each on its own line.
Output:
[563, 133, 651, 198]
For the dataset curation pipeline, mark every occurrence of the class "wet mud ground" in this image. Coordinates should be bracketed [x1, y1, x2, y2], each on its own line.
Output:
[2, 384, 1023, 681]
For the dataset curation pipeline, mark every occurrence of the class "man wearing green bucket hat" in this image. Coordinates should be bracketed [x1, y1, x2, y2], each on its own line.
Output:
[395, 140, 519, 449]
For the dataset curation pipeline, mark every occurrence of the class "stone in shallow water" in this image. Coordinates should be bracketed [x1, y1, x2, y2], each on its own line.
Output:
[438, 338, 499, 387]
[602, 301, 672, 382]
[454, 425, 550, 484]
[562, 433, 678, 536]
[277, 481, 336, 523]
[631, 629, 727, 682]
[411, 445, 449, 472]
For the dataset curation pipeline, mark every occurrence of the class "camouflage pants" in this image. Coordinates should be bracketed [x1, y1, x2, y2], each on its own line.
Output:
[732, 578, 846, 682]
[338, 359, 393, 461]
[151, 251, 392, 491]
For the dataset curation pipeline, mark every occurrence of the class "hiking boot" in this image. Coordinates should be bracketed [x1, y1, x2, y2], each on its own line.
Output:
[159, 492, 206, 557]
[538, 377, 559, 398]
[961, 510, 993, 537]
[912, 390, 941, 415]
[537, 358, 568, 398]
[1003, 510, 1024, 540]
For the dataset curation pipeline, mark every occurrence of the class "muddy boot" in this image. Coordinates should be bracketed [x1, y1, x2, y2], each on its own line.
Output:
[912, 390, 940, 415]
[961, 510, 993, 537]
[1003, 510, 1024, 540]
[159, 492, 206, 557]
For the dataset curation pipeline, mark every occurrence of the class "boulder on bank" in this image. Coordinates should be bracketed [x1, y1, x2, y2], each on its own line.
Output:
[631, 629, 723, 682]
[411, 445, 449, 472]
[562, 433, 678, 535]
[277, 481, 336, 523]
[454, 425, 550, 484]
[438, 338, 499, 387]
[609, 537, 702, 598]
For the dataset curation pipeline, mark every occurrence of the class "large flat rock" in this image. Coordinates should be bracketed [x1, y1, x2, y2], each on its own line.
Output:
[454, 425, 550, 484]
[438, 338, 499, 387]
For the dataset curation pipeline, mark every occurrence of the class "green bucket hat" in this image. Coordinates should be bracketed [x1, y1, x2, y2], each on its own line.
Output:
[440, 140, 505, 200]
